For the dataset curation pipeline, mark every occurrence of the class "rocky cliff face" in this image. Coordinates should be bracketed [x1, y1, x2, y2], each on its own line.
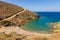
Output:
[0, 1, 39, 27]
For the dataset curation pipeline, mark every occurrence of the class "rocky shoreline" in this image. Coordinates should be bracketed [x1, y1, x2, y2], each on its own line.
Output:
[0, 22, 60, 40]
[0, 1, 60, 40]
[0, 26, 51, 40]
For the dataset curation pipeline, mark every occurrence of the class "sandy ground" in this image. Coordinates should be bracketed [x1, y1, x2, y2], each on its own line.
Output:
[0, 26, 51, 37]
[0, 22, 60, 40]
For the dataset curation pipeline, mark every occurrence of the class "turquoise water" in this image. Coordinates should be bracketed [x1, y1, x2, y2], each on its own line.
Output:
[21, 16, 54, 32]
[21, 12, 60, 32]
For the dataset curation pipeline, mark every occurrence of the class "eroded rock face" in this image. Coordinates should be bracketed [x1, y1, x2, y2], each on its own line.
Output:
[0, 1, 39, 27]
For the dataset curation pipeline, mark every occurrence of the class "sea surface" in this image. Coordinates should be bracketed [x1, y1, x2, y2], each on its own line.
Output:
[21, 12, 60, 33]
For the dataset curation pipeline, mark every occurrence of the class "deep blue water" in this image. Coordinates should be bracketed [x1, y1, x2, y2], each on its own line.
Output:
[21, 12, 60, 32]
[37, 12, 60, 21]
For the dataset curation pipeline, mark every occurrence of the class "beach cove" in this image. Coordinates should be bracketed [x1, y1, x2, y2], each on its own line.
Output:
[21, 12, 60, 33]
[0, 1, 60, 40]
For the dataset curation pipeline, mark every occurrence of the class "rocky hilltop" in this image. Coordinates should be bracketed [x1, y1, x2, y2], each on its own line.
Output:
[0, 1, 39, 27]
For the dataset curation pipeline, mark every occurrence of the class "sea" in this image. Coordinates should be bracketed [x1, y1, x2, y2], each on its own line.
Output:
[21, 12, 60, 33]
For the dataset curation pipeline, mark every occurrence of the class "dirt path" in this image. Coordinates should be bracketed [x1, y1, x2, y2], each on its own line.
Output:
[0, 8, 26, 22]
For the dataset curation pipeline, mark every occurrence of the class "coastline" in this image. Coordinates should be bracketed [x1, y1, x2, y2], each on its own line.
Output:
[0, 26, 51, 36]
[0, 22, 60, 40]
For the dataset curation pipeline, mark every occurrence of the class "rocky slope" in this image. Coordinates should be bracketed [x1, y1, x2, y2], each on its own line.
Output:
[1, 1, 60, 40]
[0, 1, 39, 27]
[0, 1, 40, 40]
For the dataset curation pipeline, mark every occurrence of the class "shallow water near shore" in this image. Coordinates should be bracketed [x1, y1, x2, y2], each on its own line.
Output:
[21, 12, 60, 33]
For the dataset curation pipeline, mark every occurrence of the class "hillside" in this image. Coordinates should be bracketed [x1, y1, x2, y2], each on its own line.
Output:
[0, 1, 39, 26]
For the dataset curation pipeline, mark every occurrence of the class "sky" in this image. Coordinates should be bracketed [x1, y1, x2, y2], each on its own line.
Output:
[0, 0, 60, 12]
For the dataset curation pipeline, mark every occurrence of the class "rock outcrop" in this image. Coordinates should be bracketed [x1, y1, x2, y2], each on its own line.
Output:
[0, 1, 60, 40]
[0, 1, 39, 27]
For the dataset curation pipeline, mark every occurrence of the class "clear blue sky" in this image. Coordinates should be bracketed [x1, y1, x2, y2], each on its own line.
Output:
[1, 0, 60, 12]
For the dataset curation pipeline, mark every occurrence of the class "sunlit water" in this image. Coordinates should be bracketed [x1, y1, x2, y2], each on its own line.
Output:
[21, 12, 60, 33]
